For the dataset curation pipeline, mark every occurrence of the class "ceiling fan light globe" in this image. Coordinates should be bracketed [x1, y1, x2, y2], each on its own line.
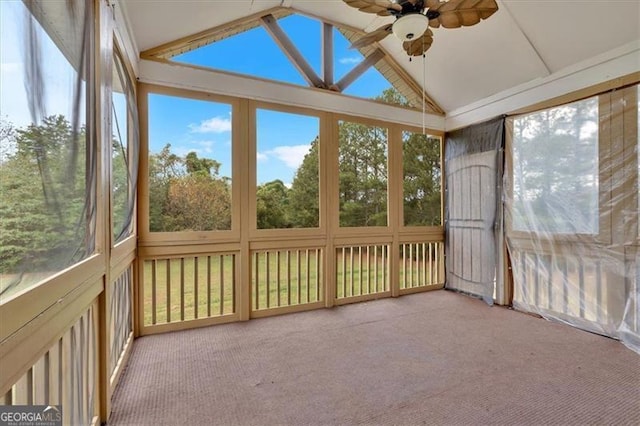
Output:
[392, 13, 429, 42]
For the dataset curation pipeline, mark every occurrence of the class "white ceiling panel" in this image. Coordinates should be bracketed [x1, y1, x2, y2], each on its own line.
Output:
[124, 0, 282, 52]
[503, 0, 640, 73]
[384, 5, 550, 111]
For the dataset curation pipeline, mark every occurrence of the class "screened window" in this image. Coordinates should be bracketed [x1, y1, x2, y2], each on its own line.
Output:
[403, 132, 441, 226]
[0, 0, 94, 300]
[147, 94, 232, 232]
[256, 109, 320, 229]
[338, 121, 388, 227]
[512, 97, 599, 234]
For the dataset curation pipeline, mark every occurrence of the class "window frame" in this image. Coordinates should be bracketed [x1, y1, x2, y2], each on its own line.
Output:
[138, 84, 241, 244]
[249, 101, 328, 238]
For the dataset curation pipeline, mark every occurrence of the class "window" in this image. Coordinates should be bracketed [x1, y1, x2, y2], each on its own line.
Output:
[165, 12, 415, 109]
[256, 109, 320, 229]
[338, 121, 388, 227]
[147, 93, 232, 232]
[512, 97, 599, 234]
[0, 0, 94, 300]
[403, 131, 441, 226]
[112, 48, 137, 243]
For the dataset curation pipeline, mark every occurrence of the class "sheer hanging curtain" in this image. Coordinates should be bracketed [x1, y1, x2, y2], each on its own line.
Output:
[112, 47, 139, 244]
[0, 0, 95, 301]
[445, 117, 505, 305]
[505, 86, 639, 354]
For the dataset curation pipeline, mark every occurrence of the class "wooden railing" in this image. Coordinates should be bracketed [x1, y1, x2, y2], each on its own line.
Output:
[140, 238, 444, 328]
[399, 242, 445, 292]
[1, 304, 98, 426]
[251, 248, 323, 314]
[141, 253, 237, 333]
[512, 250, 606, 322]
[508, 236, 616, 327]
[109, 266, 133, 377]
[336, 244, 390, 301]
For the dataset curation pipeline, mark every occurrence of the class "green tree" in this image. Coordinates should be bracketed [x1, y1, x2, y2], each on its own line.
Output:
[148, 145, 231, 232]
[256, 179, 291, 229]
[288, 137, 319, 228]
[0, 115, 89, 274]
[338, 121, 388, 227]
[402, 132, 441, 226]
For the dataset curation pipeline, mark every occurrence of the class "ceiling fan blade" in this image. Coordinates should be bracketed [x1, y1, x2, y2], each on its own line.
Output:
[350, 24, 394, 49]
[428, 0, 498, 29]
[343, 0, 402, 16]
[402, 28, 434, 56]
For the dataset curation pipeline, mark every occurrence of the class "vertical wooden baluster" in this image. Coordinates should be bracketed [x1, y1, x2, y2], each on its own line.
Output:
[231, 254, 237, 313]
[382, 246, 387, 291]
[411, 244, 416, 288]
[421, 243, 426, 286]
[306, 249, 310, 303]
[341, 247, 346, 298]
[428, 244, 433, 285]
[220, 255, 224, 316]
[166, 259, 171, 324]
[562, 259, 569, 314]
[366, 246, 371, 294]
[578, 260, 585, 318]
[151, 260, 157, 325]
[49, 340, 61, 406]
[194, 257, 199, 319]
[287, 251, 292, 305]
[266, 251, 271, 309]
[180, 258, 185, 321]
[371, 246, 376, 292]
[297, 250, 302, 305]
[596, 260, 603, 322]
[277, 251, 281, 307]
[358, 247, 363, 296]
[534, 254, 540, 307]
[520, 252, 527, 303]
[207, 256, 212, 317]
[350, 247, 354, 297]
[547, 255, 553, 311]
[316, 249, 320, 302]
[254, 253, 260, 311]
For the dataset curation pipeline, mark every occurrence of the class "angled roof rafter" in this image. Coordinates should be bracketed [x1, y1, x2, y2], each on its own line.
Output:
[260, 14, 326, 89]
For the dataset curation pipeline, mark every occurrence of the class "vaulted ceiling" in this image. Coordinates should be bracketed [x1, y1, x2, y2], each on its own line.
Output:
[121, 0, 640, 115]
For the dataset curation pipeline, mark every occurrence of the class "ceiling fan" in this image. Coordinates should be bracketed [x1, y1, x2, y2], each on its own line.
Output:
[344, 0, 499, 57]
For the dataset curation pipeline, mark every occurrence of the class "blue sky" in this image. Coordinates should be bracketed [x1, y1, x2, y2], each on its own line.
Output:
[147, 13, 392, 185]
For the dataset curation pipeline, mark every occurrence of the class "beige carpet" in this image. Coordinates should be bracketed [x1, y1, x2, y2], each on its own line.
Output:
[109, 291, 639, 425]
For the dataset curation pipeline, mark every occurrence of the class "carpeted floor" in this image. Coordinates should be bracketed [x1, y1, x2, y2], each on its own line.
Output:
[109, 291, 639, 425]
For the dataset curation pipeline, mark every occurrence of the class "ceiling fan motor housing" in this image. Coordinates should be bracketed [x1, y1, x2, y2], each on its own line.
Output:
[392, 13, 430, 42]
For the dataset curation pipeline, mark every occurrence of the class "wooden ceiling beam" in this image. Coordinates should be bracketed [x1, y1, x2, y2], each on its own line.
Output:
[333, 48, 385, 92]
[260, 14, 326, 89]
[322, 23, 334, 87]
